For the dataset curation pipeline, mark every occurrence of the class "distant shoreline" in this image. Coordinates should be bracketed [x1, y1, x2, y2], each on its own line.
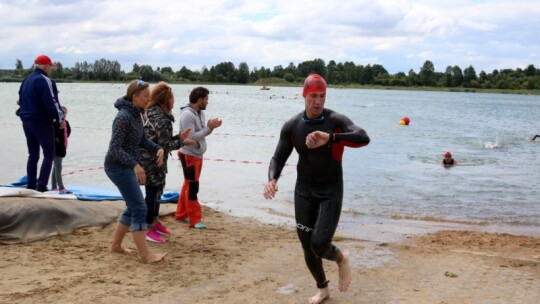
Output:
[2, 78, 539, 96]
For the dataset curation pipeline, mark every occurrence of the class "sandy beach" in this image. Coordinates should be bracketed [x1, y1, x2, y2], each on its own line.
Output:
[0, 198, 539, 304]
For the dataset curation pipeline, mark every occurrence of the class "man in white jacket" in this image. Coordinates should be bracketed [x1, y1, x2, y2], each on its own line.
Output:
[175, 86, 222, 229]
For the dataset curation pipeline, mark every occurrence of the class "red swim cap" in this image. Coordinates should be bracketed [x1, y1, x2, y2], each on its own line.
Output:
[444, 151, 452, 157]
[302, 74, 327, 97]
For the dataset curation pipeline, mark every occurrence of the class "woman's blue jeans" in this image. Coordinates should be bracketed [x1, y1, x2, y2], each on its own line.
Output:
[105, 167, 147, 232]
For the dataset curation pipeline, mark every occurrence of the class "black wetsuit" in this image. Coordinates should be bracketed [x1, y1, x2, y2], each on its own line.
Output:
[268, 108, 370, 288]
[442, 158, 455, 165]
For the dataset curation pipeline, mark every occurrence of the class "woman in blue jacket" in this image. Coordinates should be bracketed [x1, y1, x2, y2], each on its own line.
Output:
[104, 80, 166, 263]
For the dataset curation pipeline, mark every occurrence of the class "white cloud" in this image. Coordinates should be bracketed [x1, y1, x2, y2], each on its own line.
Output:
[0, 0, 539, 73]
[54, 46, 86, 55]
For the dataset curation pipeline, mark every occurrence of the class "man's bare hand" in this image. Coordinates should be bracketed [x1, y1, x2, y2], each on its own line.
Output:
[305, 131, 331, 148]
[263, 179, 278, 199]
[207, 118, 223, 130]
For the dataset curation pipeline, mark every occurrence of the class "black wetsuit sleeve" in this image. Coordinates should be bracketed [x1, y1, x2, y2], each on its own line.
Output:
[268, 122, 294, 181]
[332, 113, 370, 147]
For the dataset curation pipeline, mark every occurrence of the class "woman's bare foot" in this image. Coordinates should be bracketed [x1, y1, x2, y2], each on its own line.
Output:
[309, 288, 330, 304]
[110, 245, 135, 254]
[337, 253, 351, 292]
[141, 252, 168, 264]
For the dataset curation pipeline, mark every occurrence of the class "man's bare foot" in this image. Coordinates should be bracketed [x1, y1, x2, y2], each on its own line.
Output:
[141, 252, 168, 264]
[110, 245, 135, 254]
[309, 288, 330, 304]
[309, 287, 330, 304]
[337, 253, 351, 292]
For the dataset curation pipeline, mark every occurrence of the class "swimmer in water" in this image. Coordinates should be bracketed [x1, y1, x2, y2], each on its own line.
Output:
[442, 151, 457, 166]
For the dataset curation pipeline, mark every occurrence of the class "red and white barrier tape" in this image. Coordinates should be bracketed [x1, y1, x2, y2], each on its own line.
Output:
[212, 133, 276, 138]
[202, 157, 290, 166]
[61, 158, 290, 176]
[63, 166, 104, 176]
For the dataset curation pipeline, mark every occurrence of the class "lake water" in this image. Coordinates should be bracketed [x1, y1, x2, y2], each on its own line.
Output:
[1, 82, 539, 242]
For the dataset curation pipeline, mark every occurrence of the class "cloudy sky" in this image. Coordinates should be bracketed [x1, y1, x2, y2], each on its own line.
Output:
[0, 0, 538, 74]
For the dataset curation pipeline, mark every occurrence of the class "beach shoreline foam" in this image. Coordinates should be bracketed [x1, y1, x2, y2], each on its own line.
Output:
[206, 198, 540, 244]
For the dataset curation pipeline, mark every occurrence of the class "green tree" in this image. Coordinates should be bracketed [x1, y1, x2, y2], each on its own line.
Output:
[390, 72, 407, 86]
[73, 61, 92, 80]
[14, 59, 24, 78]
[478, 71, 488, 83]
[110, 60, 122, 80]
[341, 61, 356, 83]
[284, 62, 297, 77]
[326, 60, 337, 84]
[271, 65, 284, 78]
[419, 60, 436, 86]
[159, 67, 175, 81]
[15, 59, 23, 70]
[255, 66, 271, 79]
[359, 65, 374, 84]
[525, 77, 539, 89]
[463, 65, 478, 87]
[371, 64, 389, 78]
[237, 62, 250, 83]
[200, 66, 210, 82]
[443, 66, 453, 87]
[284, 73, 295, 82]
[138, 65, 154, 81]
[297, 58, 326, 78]
[524, 64, 536, 76]
[94, 58, 111, 80]
[249, 69, 259, 82]
[51, 62, 64, 79]
[214, 62, 236, 82]
[161, 66, 174, 74]
[177, 66, 193, 80]
[407, 69, 418, 86]
[451, 65, 463, 87]
[152, 70, 164, 82]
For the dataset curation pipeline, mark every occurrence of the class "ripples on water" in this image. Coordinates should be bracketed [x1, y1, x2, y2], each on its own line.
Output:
[1, 83, 539, 239]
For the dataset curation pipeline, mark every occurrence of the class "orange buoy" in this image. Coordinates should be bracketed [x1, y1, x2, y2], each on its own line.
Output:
[402, 116, 410, 125]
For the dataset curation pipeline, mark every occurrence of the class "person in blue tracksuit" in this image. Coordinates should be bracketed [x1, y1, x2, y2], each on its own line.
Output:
[18, 54, 64, 192]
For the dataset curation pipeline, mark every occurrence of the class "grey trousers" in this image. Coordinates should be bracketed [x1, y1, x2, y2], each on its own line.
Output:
[51, 156, 65, 189]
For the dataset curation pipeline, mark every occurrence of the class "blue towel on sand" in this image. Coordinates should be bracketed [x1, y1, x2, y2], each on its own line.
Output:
[4, 176, 179, 203]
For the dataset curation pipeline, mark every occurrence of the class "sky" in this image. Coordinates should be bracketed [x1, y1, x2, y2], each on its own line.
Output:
[0, 0, 539, 74]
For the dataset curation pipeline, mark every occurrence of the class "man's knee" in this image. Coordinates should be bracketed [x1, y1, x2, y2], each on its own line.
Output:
[310, 240, 332, 258]
[41, 143, 55, 159]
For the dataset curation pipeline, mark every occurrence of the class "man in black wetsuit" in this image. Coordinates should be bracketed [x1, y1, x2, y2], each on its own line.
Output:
[263, 73, 370, 304]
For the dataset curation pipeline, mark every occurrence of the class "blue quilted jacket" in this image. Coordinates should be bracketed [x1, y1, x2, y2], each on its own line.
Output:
[104, 97, 160, 169]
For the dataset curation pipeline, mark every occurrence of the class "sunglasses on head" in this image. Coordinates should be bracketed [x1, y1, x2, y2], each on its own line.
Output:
[137, 80, 145, 86]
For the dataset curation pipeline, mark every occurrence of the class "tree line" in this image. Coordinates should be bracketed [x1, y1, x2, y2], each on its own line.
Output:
[3, 57, 540, 90]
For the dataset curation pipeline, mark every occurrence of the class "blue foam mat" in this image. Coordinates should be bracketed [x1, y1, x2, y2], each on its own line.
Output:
[4, 176, 179, 203]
